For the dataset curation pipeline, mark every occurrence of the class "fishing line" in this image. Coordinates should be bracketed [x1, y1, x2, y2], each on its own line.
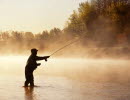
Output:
[49, 38, 81, 56]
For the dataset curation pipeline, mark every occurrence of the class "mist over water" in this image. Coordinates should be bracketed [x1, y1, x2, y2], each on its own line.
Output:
[1, 56, 130, 84]
[0, 56, 130, 100]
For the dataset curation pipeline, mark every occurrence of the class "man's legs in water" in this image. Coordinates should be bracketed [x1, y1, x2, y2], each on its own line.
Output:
[24, 72, 34, 87]
[24, 76, 29, 87]
[30, 73, 34, 87]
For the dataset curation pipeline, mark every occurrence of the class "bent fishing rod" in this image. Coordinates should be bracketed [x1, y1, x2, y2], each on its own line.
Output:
[49, 38, 81, 56]
[43, 38, 81, 62]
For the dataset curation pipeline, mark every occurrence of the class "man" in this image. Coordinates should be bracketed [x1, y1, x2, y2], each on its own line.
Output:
[24, 48, 50, 87]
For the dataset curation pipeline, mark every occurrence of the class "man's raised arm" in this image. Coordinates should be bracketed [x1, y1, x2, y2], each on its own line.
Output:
[36, 56, 50, 61]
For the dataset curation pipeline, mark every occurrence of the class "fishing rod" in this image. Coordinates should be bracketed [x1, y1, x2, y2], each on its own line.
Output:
[49, 38, 81, 56]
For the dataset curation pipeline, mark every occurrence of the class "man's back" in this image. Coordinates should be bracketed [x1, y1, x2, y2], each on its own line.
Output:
[26, 54, 37, 72]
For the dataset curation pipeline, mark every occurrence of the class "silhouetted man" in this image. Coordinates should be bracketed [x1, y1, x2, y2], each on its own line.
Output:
[24, 48, 50, 87]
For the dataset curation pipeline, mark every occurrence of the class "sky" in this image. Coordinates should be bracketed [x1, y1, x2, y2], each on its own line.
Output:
[0, 0, 87, 33]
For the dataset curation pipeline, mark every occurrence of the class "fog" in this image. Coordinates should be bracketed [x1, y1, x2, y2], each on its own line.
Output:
[0, 56, 130, 85]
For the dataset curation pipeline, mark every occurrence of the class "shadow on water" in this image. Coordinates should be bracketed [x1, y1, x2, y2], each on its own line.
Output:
[24, 87, 35, 100]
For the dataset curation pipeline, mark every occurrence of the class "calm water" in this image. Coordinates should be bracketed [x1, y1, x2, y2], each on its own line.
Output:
[0, 56, 130, 100]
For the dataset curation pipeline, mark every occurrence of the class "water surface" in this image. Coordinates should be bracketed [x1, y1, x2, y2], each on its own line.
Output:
[0, 56, 130, 100]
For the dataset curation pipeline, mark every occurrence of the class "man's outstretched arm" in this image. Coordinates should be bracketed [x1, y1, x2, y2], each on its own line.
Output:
[36, 56, 50, 61]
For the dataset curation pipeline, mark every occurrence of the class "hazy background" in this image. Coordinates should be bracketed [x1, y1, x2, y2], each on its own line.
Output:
[0, 0, 130, 59]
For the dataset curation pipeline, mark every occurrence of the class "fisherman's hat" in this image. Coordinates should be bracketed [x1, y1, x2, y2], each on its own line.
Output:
[31, 48, 38, 53]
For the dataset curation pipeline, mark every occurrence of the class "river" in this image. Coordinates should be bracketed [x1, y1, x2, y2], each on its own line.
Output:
[0, 56, 130, 100]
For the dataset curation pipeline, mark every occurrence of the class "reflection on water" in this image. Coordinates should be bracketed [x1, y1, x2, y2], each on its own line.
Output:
[24, 87, 34, 100]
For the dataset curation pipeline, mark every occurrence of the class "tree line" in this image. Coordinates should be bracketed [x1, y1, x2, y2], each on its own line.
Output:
[64, 0, 130, 46]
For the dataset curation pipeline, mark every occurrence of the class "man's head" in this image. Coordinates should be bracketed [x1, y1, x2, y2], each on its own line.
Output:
[31, 48, 38, 55]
